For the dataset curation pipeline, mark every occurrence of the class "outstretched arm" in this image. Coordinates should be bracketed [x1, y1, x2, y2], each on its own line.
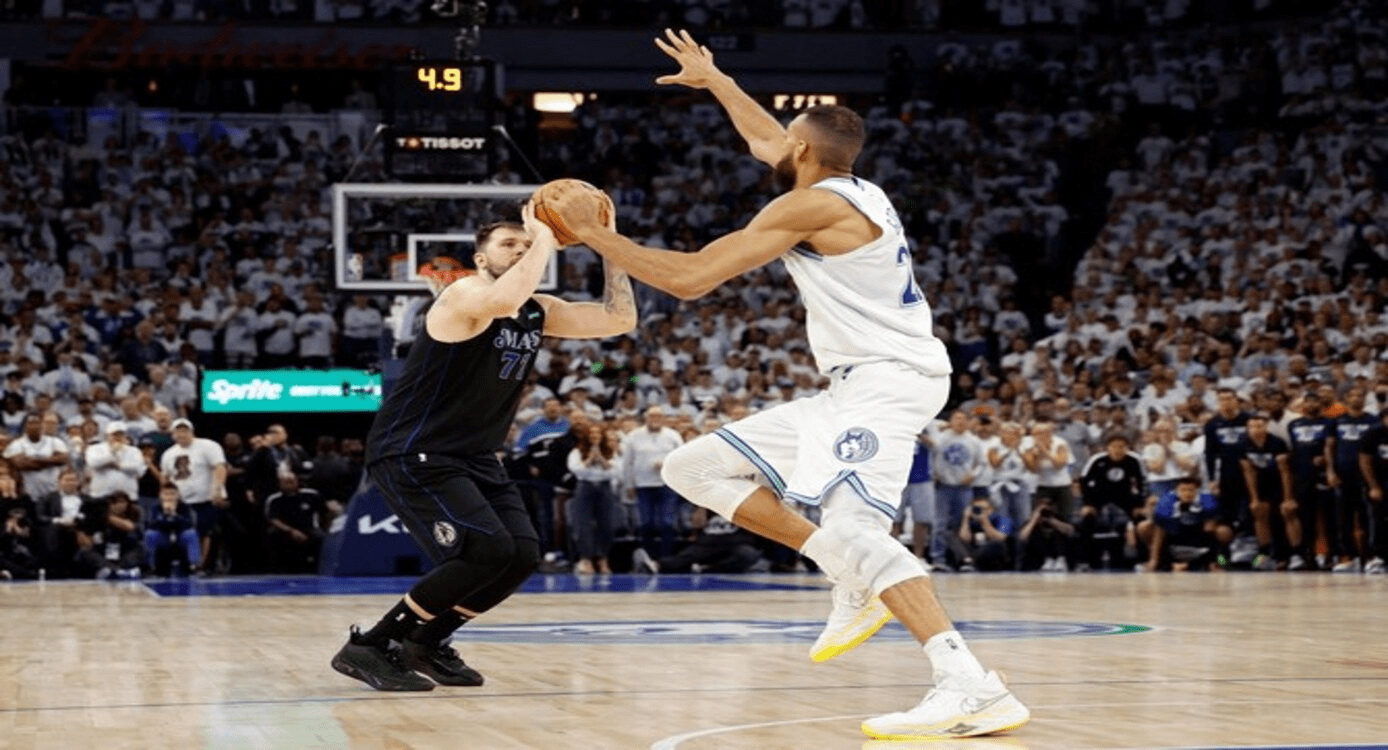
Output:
[552, 185, 839, 300]
[535, 258, 637, 339]
[655, 28, 785, 167]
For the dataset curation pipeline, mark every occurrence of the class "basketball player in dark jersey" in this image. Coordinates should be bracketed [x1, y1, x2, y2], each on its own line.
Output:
[332, 202, 635, 691]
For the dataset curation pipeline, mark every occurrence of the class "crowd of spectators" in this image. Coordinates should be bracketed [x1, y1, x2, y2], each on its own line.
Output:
[4, 1, 1388, 578]
[0, 412, 358, 579]
[8, 0, 1327, 32]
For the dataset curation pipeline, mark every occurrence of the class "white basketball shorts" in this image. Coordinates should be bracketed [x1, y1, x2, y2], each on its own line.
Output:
[714, 361, 950, 527]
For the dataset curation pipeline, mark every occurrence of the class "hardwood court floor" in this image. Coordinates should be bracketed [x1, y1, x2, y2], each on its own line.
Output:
[2, 572, 1386, 750]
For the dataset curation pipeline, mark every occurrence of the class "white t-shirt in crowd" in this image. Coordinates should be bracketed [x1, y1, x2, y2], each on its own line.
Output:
[1020, 435, 1073, 488]
[295, 311, 337, 358]
[160, 438, 226, 505]
[85, 442, 146, 499]
[4, 435, 69, 498]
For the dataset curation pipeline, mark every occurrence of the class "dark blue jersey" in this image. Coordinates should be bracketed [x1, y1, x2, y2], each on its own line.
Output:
[367, 298, 546, 462]
[1331, 412, 1379, 472]
[1286, 416, 1331, 479]
[1358, 424, 1388, 483]
[1204, 411, 1249, 479]
[1240, 433, 1289, 496]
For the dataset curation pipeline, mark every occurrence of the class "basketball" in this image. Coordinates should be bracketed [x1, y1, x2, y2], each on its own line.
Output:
[530, 178, 613, 246]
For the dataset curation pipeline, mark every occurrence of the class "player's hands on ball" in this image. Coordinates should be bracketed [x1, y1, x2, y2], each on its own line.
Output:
[547, 182, 606, 238]
[521, 199, 559, 251]
[655, 28, 724, 90]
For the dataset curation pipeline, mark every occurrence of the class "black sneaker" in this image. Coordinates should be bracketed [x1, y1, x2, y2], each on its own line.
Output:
[400, 639, 485, 686]
[331, 627, 436, 692]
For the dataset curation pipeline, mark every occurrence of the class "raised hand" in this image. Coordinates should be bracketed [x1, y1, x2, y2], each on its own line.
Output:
[654, 28, 723, 90]
[521, 197, 558, 249]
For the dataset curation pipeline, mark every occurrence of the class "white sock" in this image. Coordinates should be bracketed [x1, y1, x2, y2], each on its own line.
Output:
[923, 630, 988, 683]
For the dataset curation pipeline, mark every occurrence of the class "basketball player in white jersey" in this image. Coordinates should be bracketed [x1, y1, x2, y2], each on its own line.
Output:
[546, 29, 1029, 740]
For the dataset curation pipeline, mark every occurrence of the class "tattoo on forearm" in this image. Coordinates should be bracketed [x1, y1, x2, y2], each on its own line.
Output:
[603, 265, 637, 321]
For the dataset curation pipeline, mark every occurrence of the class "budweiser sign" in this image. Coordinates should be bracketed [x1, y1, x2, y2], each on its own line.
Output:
[54, 19, 420, 70]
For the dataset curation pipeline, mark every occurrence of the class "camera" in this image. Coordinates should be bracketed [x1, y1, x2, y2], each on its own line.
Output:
[1040, 506, 1054, 518]
[971, 504, 986, 516]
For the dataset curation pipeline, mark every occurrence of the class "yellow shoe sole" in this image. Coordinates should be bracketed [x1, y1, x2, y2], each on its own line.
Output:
[860, 707, 1030, 739]
[809, 601, 893, 663]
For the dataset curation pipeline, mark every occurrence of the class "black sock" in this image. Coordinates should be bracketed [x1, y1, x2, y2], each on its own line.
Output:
[408, 609, 470, 646]
[359, 600, 428, 647]
[1258, 544, 1272, 556]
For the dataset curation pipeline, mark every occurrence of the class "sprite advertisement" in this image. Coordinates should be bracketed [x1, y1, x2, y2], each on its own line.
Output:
[201, 369, 383, 413]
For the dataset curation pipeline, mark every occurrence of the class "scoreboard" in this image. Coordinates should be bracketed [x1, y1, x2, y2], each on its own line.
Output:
[385, 59, 500, 181]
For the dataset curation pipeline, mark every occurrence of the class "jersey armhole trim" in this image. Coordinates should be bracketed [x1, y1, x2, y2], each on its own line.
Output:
[809, 181, 886, 249]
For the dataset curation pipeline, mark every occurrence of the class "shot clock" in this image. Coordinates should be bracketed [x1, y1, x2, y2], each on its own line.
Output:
[414, 64, 466, 92]
[386, 59, 501, 181]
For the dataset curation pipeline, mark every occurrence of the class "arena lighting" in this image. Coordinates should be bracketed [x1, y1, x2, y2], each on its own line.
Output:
[773, 94, 838, 111]
[533, 92, 586, 113]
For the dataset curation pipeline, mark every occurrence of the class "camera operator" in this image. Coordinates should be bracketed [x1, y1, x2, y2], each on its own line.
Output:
[944, 496, 1014, 572]
[1, 508, 39, 580]
[1018, 497, 1075, 571]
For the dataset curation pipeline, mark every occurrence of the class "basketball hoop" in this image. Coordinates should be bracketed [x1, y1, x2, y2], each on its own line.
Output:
[418, 256, 474, 295]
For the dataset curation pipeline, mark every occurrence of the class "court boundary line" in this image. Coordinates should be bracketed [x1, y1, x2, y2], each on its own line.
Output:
[3, 675, 1387, 716]
[649, 698, 1388, 750]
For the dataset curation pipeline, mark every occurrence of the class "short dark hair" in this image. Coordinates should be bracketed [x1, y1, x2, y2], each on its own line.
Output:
[799, 105, 865, 170]
[1176, 476, 1201, 487]
[476, 221, 525, 254]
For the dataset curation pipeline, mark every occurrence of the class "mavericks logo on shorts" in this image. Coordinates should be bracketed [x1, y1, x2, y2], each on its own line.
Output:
[833, 427, 879, 463]
[433, 521, 458, 548]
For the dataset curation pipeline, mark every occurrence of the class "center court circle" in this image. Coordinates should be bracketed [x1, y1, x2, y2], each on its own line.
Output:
[452, 619, 1152, 645]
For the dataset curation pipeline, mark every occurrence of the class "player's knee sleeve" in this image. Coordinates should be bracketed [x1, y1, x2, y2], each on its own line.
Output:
[814, 516, 928, 596]
[408, 558, 472, 615]
[452, 537, 541, 615]
[660, 434, 761, 520]
[509, 536, 541, 579]
[458, 527, 517, 576]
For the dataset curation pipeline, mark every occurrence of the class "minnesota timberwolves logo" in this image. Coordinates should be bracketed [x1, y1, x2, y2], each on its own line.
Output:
[433, 521, 458, 548]
[833, 428, 879, 463]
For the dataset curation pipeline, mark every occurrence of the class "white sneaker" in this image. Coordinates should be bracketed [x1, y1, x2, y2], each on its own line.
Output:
[630, 548, 658, 574]
[861, 670, 1030, 740]
[1332, 559, 1362, 574]
[1364, 557, 1385, 575]
[1229, 536, 1259, 565]
[1288, 554, 1307, 571]
[809, 583, 893, 663]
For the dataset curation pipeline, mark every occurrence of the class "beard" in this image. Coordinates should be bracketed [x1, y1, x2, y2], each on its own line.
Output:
[773, 154, 797, 193]
[480, 254, 519, 279]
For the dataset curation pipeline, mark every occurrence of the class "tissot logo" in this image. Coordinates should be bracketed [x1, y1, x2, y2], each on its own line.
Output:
[395, 136, 488, 151]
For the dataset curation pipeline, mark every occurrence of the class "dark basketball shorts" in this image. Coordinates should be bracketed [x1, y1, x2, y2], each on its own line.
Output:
[367, 452, 538, 564]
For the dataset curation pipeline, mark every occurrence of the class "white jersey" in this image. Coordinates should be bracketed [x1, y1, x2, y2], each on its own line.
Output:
[782, 177, 951, 376]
